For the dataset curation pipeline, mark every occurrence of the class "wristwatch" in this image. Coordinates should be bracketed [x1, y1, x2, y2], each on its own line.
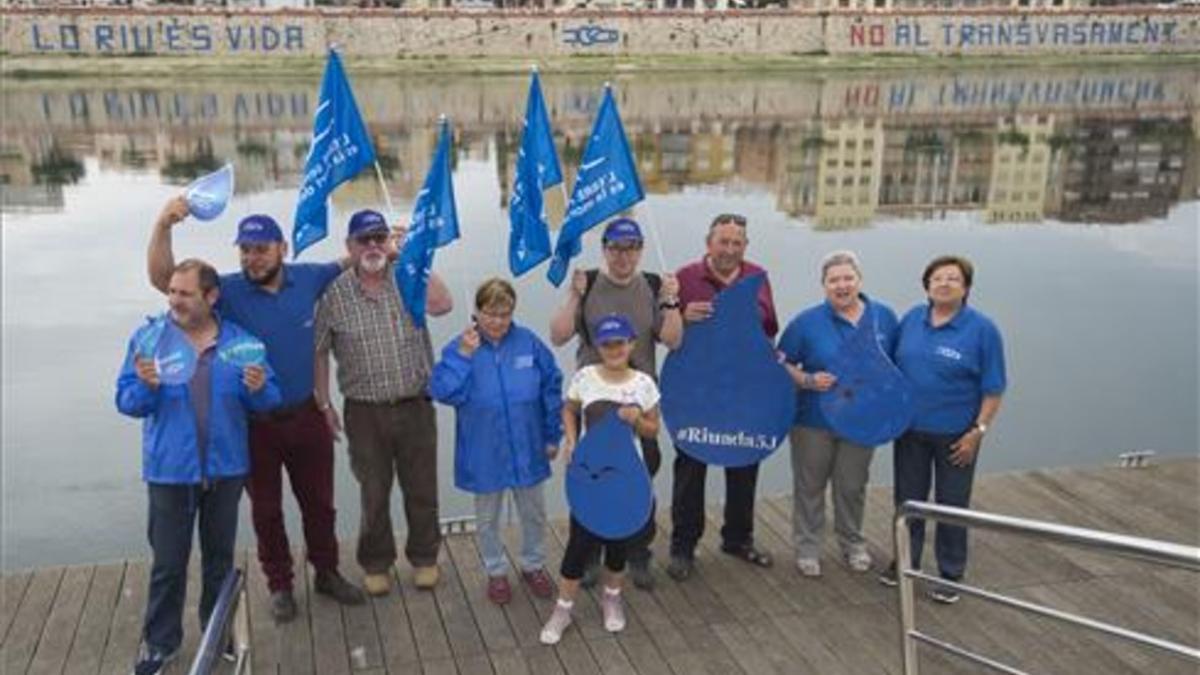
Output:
[974, 422, 988, 435]
[659, 298, 681, 310]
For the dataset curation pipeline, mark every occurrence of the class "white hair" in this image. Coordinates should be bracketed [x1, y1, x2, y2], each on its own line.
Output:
[820, 250, 862, 282]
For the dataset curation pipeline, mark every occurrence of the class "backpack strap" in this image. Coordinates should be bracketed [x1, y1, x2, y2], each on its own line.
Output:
[576, 269, 601, 348]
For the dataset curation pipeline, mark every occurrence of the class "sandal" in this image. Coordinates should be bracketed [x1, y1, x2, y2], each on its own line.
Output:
[721, 545, 774, 568]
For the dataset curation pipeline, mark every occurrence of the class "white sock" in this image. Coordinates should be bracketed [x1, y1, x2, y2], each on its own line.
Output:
[603, 586, 621, 597]
[556, 598, 574, 610]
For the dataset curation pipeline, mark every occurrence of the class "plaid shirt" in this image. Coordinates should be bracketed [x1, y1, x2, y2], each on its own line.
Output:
[314, 264, 433, 402]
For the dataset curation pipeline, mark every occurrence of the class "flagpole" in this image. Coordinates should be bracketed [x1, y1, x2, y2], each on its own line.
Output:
[373, 162, 396, 219]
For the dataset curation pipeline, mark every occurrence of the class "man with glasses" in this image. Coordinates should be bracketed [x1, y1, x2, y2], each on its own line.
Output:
[548, 217, 682, 589]
[667, 213, 780, 581]
[147, 200, 365, 623]
[314, 209, 453, 595]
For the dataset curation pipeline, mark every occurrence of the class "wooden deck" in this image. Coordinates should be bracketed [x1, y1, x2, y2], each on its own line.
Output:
[3, 459, 1198, 675]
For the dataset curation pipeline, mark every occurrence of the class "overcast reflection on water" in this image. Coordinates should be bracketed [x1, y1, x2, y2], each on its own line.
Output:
[2, 64, 1197, 569]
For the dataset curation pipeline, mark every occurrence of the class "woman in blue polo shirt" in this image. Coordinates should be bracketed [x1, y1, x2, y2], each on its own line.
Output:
[880, 255, 1006, 604]
[777, 250, 899, 578]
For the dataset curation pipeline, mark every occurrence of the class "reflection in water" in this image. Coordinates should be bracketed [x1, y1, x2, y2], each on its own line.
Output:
[3, 67, 1196, 226]
[1, 66, 1197, 569]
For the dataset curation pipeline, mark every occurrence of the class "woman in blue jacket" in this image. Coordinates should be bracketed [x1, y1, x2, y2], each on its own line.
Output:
[430, 278, 564, 605]
[115, 259, 281, 675]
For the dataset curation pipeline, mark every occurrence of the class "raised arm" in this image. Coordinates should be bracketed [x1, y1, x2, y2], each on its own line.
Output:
[148, 196, 189, 294]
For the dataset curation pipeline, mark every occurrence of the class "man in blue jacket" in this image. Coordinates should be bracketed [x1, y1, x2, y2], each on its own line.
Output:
[116, 259, 281, 675]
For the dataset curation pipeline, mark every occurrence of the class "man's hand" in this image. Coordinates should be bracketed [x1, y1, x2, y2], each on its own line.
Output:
[457, 325, 482, 358]
[949, 429, 983, 467]
[683, 301, 714, 322]
[156, 196, 189, 231]
[322, 405, 344, 443]
[242, 365, 266, 393]
[135, 358, 160, 389]
[570, 268, 588, 299]
[660, 273, 680, 301]
[387, 223, 408, 261]
[808, 371, 837, 392]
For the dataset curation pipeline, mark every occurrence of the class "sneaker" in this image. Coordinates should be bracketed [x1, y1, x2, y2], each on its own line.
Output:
[665, 555, 693, 582]
[221, 638, 237, 663]
[521, 568, 555, 599]
[270, 589, 297, 623]
[628, 557, 655, 591]
[579, 560, 602, 590]
[796, 557, 822, 577]
[878, 562, 899, 587]
[315, 569, 366, 605]
[131, 647, 178, 675]
[486, 576, 511, 605]
[413, 565, 440, 590]
[929, 581, 961, 605]
[539, 600, 573, 645]
[600, 588, 626, 633]
[845, 549, 872, 573]
[363, 573, 392, 596]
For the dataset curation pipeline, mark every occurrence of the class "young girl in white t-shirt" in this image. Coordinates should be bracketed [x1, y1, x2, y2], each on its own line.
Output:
[539, 314, 661, 645]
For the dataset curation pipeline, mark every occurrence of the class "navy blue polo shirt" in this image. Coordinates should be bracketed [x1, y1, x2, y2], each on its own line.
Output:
[894, 303, 1007, 435]
[777, 295, 899, 430]
[217, 262, 342, 407]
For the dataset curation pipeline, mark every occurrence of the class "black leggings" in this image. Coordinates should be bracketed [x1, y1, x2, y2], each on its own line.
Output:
[560, 514, 655, 580]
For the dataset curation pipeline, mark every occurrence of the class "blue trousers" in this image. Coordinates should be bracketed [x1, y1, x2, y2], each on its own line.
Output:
[892, 430, 976, 581]
[143, 479, 244, 655]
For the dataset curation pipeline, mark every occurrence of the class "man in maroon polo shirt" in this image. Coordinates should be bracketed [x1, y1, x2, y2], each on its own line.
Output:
[667, 213, 780, 582]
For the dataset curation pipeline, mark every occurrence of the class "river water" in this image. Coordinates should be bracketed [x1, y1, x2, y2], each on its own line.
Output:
[2, 64, 1197, 570]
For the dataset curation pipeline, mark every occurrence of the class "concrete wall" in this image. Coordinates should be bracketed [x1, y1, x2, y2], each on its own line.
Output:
[1, 7, 1197, 58]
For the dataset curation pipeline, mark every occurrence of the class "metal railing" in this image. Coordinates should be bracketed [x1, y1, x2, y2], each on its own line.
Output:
[894, 500, 1200, 675]
[188, 568, 249, 675]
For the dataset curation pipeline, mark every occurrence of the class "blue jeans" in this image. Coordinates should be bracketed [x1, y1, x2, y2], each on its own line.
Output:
[892, 430, 976, 581]
[474, 483, 547, 577]
[143, 479, 244, 655]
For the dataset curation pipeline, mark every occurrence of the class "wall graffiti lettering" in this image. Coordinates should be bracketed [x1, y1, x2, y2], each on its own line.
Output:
[849, 19, 1179, 49]
[27, 21, 306, 54]
[562, 24, 620, 47]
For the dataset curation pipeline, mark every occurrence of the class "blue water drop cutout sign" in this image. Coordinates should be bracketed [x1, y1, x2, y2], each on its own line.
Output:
[566, 411, 653, 540]
[185, 164, 234, 221]
[818, 308, 915, 448]
[660, 275, 795, 467]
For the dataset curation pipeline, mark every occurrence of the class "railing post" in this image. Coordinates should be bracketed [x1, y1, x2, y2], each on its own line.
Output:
[895, 511, 919, 675]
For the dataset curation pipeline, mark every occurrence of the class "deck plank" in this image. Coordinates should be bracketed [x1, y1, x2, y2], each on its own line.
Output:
[98, 561, 147, 675]
[63, 563, 124, 675]
[1, 571, 34, 646]
[337, 542, 385, 672]
[3, 567, 65, 675]
[27, 565, 93, 675]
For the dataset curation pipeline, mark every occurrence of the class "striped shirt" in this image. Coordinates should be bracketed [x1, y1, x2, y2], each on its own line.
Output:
[314, 264, 433, 402]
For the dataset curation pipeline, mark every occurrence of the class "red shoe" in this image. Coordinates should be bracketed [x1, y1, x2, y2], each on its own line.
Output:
[486, 576, 511, 605]
[521, 568, 556, 599]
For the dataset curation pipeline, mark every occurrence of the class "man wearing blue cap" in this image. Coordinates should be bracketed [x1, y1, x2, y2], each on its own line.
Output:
[314, 209, 453, 595]
[548, 217, 682, 590]
[148, 198, 366, 622]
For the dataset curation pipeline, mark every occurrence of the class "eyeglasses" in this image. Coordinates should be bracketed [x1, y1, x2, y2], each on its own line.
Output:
[604, 243, 643, 254]
[476, 308, 514, 321]
[353, 233, 389, 247]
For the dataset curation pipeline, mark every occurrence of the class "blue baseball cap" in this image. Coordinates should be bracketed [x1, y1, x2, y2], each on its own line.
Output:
[602, 218, 643, 245]
[347, 209, 389, 239]
[234, 214, 283, 245]
[593, 314, 636, 344]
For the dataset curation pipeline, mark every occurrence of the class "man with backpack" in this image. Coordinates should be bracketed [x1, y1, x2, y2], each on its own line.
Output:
[548, 217, 682, 589]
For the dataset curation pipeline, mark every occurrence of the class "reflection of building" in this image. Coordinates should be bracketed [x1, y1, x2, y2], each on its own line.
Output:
[879, 123, 991, 219]
[813, 118, 884, 230]
[986, 114, 1054, 223]
[634, 125, 735, 193]
[1055, 116, 1190, 224]
[774, 119, 823, 218]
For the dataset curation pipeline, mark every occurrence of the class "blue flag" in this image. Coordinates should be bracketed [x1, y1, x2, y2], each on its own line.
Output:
[292, 50, 376, 258]
[508, 70, 563, 277]
[660, 276, 795, 467]
[397, 119, 459, 329]
[546, 86, 644, 286]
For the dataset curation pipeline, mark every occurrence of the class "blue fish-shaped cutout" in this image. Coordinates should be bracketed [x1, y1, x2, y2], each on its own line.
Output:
[154, 320, 198, 386]
[661, 275, 795, 467]
[819, 309, 915, 447]
[218, 335, 267, 368]
[185, 164, 234, 221]
[566, 410, 653, 540]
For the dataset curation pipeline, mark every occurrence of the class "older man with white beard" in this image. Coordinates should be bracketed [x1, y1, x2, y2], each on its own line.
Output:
[314, 209, 453, 594]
